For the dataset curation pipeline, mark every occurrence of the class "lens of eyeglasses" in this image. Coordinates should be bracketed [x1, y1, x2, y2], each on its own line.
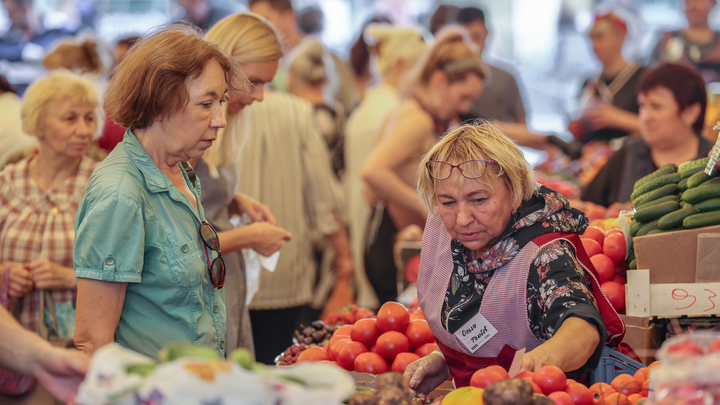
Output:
[200, 223, 220, 251]
[210, 257, 226, 288]
[458, 160, 487, 179]
[426, 161, 454, 180]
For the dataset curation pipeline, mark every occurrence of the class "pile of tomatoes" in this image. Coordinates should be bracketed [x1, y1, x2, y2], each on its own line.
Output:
[323, 304, 376, 326]
[296, 302, 436, 374]
[580, 225, 628, 313]
[463, 362, 655, 405]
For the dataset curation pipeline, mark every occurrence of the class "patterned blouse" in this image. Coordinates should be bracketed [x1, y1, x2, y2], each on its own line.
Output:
[0, 155, 97, 335]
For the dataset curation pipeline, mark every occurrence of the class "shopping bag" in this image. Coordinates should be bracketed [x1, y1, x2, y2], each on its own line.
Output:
[0, 268, 37, 396]
[320, 277, 354, 321]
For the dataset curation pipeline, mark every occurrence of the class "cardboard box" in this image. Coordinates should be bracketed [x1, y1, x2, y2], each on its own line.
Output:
[620, 314, 660, 365]
[350, 371, 455, 398]
[634, 225, 720, 284]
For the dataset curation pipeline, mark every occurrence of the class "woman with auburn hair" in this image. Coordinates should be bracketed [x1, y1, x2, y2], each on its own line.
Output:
[0, 70, 100, 344]
[73, 25, 246, 358]
[197, 13, 292, 355]
[360, 27, 484, 305]
[404, 122, 620, 396]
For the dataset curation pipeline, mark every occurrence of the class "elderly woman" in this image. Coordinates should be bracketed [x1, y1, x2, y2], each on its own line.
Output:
[73, 25, 245, 357]
[582, 63, 714, 208]
[404, 122, 623, 395]
[0, 70, 99, 341]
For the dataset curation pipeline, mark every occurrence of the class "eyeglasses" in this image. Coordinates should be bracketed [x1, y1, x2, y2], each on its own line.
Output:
[426, 159, 497, 180]
[200, 222, 225, 288]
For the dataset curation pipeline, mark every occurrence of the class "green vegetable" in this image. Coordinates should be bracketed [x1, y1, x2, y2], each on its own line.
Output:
[679, 165, 706, 179]
[658, 206, 699, 229]
[229, 348, 254, 370]
[699, 177, 720, 188]
[694, 198, 720, 213]
[647, 229, 663, 235]
[634, 163, 678, 191]
[682, 185, 720, 204]
[158, 342, 219, 362]
[634, 201, 681, 223]
[629, 221, 644, 237]
[629, 259, 637, 269]
[628, 251, 636, 263]
[659, 227, 685, 233]
[631, 173, 682, 200]
[678, 157, 710, 173]
[678, 177, 689, 193]
[633, 184, 679, 207]
[636, 194, 679, 210]
[127, 363, 157, 376]
[683, 211, 720, 228]
[687, 170, 718, 189]
[636, 219, 660, 237]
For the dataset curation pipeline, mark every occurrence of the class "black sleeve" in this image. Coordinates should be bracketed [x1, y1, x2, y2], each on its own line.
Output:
[527, 240, 607, 377]
[580, 147, 627, 207]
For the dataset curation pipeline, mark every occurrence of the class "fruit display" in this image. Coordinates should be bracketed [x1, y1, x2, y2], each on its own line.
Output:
[324, 304, 377, 326]
[76, 342, 355, 405]
[630, 159, 720, 237]
[347, 372, 416, 405]
[536, 172, 582, 200]
[649, 332, 720, 405]
[579, 224, 628, 313]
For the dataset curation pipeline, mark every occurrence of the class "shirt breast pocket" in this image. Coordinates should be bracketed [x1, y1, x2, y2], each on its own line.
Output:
[166, 240, 205, 289]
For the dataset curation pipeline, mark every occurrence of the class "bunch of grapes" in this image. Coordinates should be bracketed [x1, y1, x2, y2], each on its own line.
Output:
[276, 344, 308, 366]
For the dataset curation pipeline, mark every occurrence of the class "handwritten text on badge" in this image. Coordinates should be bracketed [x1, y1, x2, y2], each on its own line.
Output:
[454, 312, 498, 353]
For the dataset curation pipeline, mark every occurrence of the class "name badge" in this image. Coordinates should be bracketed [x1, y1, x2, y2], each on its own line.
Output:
[454, 312, 498, 353]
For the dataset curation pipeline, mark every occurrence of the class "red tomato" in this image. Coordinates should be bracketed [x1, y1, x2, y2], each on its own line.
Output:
[516, 371, 534, 379]
[603, 233, 627, 265]
[582, 238, 603, 258]
[335, 325, 353, 336]
[405, 254, 421, 284]
[414, 342, 437, 357]
[337, 341, 368, 371]
[351, 318, 382, 348]
[613, 275, 627, 285]
[583, 226, 606, 248]
[709, 338, 720, 353]
[353, 352, 388, 374]
[627, 393, 643, 404]
[591, 254, 616, 284]
[647, 361, 661, 369]
[376, 302, 410, 333]
[548, 391, 575, 405]
[532, 365, 567, 395]
[601, 281, 626, 312]
[469, 369, 505, 389]
[375, 331, 410, 360]
[391, 352, 421, 374]
[328, 337, 350, 361]
[611, 374, 642, 396]
[369, 344, 376, 353]
[641, 380, 650, 397]
[297, 346, 328, 363]
[520, 378, 542, 394]
[565, 382, 593, 405]
[410, 309, 426, 321]
[404, 320, 435, 350]
[603, 392, 631, 405]
[589, 382, 616, 402]
[615, 262, 627, 278]
[606, 229, 623, 238]
[634, 367, 650, 383]
[484, 365, 510, 380]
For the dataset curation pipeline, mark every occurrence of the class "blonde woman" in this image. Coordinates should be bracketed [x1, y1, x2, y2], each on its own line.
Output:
[0, 70, 100, 340]
[360, 27, 484, 305]
[345, 24, 427, 309]
[200, 13, 292, 355]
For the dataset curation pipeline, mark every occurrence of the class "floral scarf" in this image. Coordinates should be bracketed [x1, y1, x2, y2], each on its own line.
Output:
[441, 186, 589, 334]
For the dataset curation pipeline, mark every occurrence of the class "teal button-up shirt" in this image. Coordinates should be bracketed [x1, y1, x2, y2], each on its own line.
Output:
[74, 130, 226, 358]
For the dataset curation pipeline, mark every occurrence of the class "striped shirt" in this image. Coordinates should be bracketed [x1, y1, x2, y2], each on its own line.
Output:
[0, 155, 96, 334]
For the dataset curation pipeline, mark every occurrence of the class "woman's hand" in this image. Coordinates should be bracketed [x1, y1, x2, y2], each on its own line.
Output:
[27, 259, 75, 290]
[403, 352, 450, 402]
[232, 193, 277, 225]
[32, 345, 89, 404]
[520, 347, 555, 372]
[245, 222, 292, 257]
[2, 262, 34, 298]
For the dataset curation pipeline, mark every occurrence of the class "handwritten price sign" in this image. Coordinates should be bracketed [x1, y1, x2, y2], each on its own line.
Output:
[627, 270, 720, 317]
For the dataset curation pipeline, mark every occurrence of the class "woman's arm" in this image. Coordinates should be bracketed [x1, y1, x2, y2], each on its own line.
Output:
[74, 278, 128, 356]
[360, 113, 433, 217]
[520, 317, 600, 372]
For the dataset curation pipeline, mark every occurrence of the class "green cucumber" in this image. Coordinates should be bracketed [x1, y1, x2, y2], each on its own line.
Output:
[628, 251, 636, 263]
[636, 194, 679, 210]
[647, 229, 663, 235]
[631, 173, 682, 200]
[678, 177, 690, 193]
[636, 219, 660, 237]
[633, 163, 678, 191]
[679, 165, 706, 179]
[682, 185, 720, 204]
[658, 205, 699, 229]
[633, 183, 679, 207]
[699, 177, 720, 188]
[694, 198, 720, 213]
[634, 200, 681, 223]
[683, 211, 720, 228]
[659, 227, 685, 233]
[687, 170, 718, 189]
[679, 157, 710, 173]
[629, 221, 644, 237]
[629, 259, 637, 269]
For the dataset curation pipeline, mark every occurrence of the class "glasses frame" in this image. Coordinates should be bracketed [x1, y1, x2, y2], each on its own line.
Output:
[425, 159, 497, 180]
[200, 222, 226, 289]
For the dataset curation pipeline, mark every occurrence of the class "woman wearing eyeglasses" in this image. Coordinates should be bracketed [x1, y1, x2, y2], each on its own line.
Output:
[403, 122, 623, 398]
[72, 26, 245, 358]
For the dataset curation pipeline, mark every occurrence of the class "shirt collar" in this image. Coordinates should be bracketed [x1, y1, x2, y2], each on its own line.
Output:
[122, 129, 172, 193]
